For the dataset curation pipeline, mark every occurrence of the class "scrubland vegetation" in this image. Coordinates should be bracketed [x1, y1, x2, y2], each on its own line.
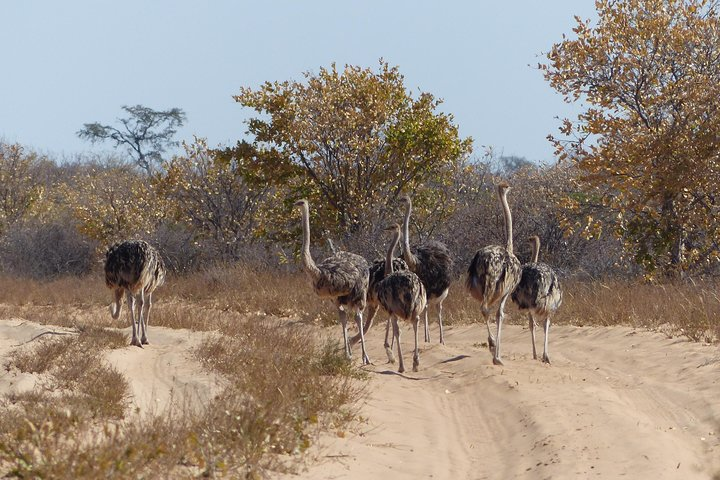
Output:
[0, 269, 718, 477]
[2, 0, 720, 476]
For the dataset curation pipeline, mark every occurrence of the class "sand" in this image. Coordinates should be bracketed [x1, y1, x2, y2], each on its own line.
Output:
[0, 316, 718, 479]
[276, 321, 720, 479]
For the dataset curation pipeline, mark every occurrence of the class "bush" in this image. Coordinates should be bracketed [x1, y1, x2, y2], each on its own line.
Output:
[0, 218, 97, 279]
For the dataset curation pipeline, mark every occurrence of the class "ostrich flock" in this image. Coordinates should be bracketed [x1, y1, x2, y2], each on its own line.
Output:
[102, 182, 562, 372]
[294, 182, 563, 372]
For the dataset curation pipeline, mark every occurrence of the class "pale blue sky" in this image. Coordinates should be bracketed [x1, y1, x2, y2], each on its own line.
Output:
[0, 1, 596, 163]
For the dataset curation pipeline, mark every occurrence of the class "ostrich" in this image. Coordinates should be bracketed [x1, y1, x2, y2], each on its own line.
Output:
[105, 240, 166, 348]
[399, 195, 454, 345]
[511, 235, 563, 363]
[295, 200, 371, 364]
[356, 256, 409, 363]
[376, 224, 428, 373]
[466, 182, 521, 365]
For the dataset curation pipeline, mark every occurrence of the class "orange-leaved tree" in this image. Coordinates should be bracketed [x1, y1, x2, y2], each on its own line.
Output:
[234, 60, 472, 244]
[543, 0, 720, 277]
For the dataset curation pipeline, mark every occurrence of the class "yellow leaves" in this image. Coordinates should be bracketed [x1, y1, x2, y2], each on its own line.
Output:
[233, 60, 471, 238]
[61, 166, 160, 245]
[0, 142, 48, 233]
[544, 0, 720, 273]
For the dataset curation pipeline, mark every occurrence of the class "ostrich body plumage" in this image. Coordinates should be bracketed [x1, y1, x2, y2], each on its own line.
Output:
[376, 224, 427, 373]
[511, 236, 563, 363]
[465, 182, 521, 365]
[295, 200, 371, 364]
[400, 196, 454, 344]
[105, 239, 166, 347]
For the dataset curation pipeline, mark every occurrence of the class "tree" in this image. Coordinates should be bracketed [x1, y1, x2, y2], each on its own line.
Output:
[0, 142, 46, 234]
[543, 0, 720, 277]
[60, 162, 162, 245]
[157, 139, 273, 261]
[234, 60, 472, 242]
[77, 105, 186, 175]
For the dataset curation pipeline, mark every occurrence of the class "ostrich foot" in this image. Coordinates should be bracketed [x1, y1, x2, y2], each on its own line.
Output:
[542, 354, 551, 364]
[412, 356, 419, 372]
[141, 337, 149, 345]
[362, 353, 371, 365]
[131, 337, 143, 348]
[385, 346, 395, 364]
[398, 364, 405, 374]
[492, 356, 504, 366]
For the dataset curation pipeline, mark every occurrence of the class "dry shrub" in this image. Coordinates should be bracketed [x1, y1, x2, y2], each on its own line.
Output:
[0, 218, 97, 279]
[553, 279, 720, 342]
[191, 319, 362, 477]
[0, 327, 134, 477]
[443, 277, 720, 344]
[0, 274, 107, 307]
[165, 265, 334, 325]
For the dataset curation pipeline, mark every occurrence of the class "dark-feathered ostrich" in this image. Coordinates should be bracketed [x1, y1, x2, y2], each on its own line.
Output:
[105, 240, 166, 348]
[466, 182, 521, 366]
[295, 200, 371, 364]
[349, 255, 409, 362]
[399, 195, 454, 345]
[511, 235, 563, 363]
[376, 224, 428, 373]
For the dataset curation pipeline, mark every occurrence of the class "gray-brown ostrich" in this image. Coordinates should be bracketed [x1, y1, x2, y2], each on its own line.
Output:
[376, 224, 428, 373]
[349, 255, 409, 360]
[466, 182, 521, 365]
[295, 200, 371, 364]
[399, 195, 454, 345]
[511, 235, 563, 363]
[105, 240, 166, 348]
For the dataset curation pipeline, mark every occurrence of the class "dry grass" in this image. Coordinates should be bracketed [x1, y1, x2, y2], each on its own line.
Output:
[0, 325, 134, 478]
[0, 320, 361, 478]
[1, 268, 717, 342]
[0, 267, 717, 478]
[188, 318, 363, 477]
[0, 268, 364, 478]
[444, 277, 720, 343]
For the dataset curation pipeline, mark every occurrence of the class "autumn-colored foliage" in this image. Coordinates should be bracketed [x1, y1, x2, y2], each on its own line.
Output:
[233, 60, 472, 241]
[543, 0, 720, 277]
[0, 143, 45, 234]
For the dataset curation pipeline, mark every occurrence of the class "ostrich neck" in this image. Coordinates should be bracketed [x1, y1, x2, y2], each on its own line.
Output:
[530, 237, 540, 263]
[385, 230, 401, 276]
[299, 206, 322, 282]
[402, 201, 418, 269]
[500, 190, 514, 254]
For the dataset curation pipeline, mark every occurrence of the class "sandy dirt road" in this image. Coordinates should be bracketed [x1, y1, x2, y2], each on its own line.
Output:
[1, 317, 718, 479]
[277, 321, 720, 479]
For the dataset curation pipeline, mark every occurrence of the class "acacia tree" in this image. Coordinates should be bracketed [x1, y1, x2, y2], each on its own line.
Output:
[78, 105, 186, 175]
[234, 60, 472, 241]
[543, 0, 720, 277]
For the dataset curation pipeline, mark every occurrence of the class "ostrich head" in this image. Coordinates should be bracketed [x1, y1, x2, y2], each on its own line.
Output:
[385, 223, 402, 235]
[294, 199, 309, 209]
[497, 181, 511, 194]
[398, 195, 411, 206]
